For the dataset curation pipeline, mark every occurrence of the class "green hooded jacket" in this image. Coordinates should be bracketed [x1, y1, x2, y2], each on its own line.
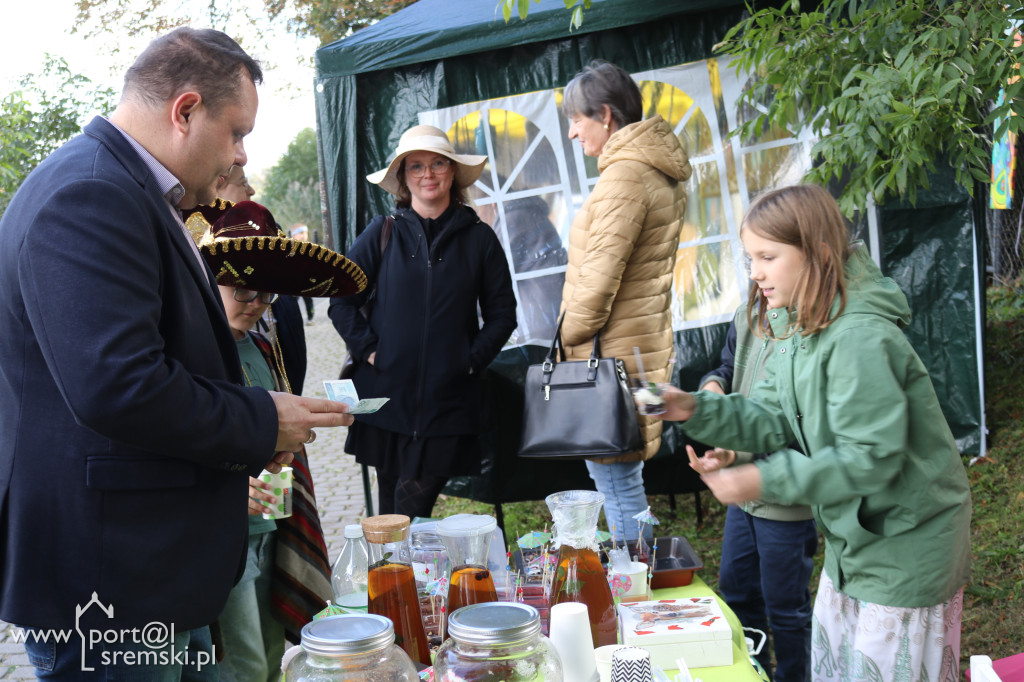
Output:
[683, 244, 971, 608]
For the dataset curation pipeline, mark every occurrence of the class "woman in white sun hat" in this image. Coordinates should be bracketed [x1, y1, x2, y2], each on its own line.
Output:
[329, 124, 517, 519]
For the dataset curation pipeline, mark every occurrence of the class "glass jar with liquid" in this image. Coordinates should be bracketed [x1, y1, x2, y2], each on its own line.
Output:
[361, 514, 431, 665]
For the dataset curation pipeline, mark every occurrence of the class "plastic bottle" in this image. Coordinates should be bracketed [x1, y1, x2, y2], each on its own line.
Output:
[331, 524, 369, 612]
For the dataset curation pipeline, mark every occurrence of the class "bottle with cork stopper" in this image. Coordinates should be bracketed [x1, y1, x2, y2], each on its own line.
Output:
[361, 514, 430, 665]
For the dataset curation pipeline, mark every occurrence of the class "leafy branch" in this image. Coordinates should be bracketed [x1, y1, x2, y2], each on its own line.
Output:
[499, 0, 592, 31]
[717, 0, 1024, 216]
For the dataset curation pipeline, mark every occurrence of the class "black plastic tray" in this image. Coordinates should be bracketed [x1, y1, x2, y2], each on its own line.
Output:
[650, 535, 703, 589]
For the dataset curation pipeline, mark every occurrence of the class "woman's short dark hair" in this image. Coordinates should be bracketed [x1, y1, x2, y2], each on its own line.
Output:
[122, 27, 263, 114]
[562, 60, 643, 128]
[394, 160, 469, 210]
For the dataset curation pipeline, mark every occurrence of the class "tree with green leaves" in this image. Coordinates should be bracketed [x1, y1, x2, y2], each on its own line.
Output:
[500, 0, 591, 30]
[0, 56, 116, 216]
[73, 0, 417, 48]
[259, 127, 323, 237]
[717, 0, 1024, 215]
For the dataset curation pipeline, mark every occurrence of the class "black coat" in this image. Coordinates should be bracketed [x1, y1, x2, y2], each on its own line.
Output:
[329, 205, 516, 438]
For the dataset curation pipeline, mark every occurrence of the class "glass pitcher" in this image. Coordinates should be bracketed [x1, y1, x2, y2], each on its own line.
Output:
[361, 514, 431, 665]
[436, 514, 498, 632]
[546, 490, 617, 647]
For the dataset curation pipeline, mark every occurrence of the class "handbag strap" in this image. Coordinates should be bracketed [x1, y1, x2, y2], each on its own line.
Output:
[359, 215, 395, 319]
[543, 313, 603, 384]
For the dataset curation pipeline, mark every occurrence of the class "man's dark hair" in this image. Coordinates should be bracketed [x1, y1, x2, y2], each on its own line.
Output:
[123, 27, 263, 113]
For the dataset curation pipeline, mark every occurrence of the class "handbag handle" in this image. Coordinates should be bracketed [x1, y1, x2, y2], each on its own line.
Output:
[543, 313, 602, 385]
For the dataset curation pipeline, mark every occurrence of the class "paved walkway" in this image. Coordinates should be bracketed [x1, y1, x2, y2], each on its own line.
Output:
[0, 298, 371, 678]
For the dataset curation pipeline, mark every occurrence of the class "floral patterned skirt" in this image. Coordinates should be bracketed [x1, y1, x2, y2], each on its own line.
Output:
[811, 571, 963, 682]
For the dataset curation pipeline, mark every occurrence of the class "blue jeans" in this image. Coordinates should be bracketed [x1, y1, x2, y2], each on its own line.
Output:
[585, 460, 653, 543]
[21, 624, 217, 681]
[217, 530, 285, 682]
[718, 505, 817, 682]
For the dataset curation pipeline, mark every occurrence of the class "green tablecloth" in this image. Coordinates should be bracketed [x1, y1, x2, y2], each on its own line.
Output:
[651, 577, 767, 681]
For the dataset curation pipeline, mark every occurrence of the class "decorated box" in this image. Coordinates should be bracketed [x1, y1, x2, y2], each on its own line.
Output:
[616, 597, 733, 670]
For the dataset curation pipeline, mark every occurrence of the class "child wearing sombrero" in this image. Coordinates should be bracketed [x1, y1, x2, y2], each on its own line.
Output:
[184, 200, 365, 681]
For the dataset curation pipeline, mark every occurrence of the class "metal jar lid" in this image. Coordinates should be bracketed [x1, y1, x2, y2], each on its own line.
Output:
[447, 602, 541, 646]
[300, 614, 395, 656]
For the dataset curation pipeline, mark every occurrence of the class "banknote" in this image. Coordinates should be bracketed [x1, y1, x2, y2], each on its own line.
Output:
[323, 379, 359, 407]
[323, 380, 389, 414]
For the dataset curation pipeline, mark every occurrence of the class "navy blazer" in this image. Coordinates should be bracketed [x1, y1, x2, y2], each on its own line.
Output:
[0, 117, 279, 630]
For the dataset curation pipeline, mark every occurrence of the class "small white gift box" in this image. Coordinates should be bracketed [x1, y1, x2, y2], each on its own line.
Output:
[616, 596, 734, 670]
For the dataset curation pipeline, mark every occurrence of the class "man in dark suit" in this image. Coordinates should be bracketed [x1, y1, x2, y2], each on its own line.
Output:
[0, 27, 353, 680]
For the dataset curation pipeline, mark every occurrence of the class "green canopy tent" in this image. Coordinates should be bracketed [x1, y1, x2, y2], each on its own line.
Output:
[314, 0, 986, 522]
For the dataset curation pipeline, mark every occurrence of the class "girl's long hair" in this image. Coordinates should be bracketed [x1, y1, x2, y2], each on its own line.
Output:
[743, 184, 850, 338]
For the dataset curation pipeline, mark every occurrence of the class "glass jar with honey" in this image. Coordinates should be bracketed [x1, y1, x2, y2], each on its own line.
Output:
[545, 490, 617, 648]
[435, 514, 499, 635]
[361, 514, 431, 665]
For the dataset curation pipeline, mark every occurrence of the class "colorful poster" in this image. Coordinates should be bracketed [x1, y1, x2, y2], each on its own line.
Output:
[991, 89, 1016, 210]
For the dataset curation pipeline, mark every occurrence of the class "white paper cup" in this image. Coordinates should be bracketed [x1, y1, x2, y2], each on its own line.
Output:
[548, 602, 599, 682]
[260, 466, 293, 520]
[594, 645, 629, 682]
[608, 561, 649, 601]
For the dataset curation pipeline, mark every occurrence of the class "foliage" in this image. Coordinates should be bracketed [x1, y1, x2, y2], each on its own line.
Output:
[73, 0, 418, 48]
[259, 128, 323, 236]
[268, 0, 418, 45]
[499, 0, 591, 30]
[717, 0, 1024, 217]
[0, 56, 116, 216]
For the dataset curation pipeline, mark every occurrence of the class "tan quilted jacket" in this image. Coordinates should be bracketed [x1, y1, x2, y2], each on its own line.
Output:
[560, 115, 691, 462]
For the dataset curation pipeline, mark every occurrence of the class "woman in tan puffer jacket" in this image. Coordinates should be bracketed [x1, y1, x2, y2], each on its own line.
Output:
[559, 60, 691, 544]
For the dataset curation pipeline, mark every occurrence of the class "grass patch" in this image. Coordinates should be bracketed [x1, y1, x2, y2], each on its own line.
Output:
[437, 284, 1024, 670]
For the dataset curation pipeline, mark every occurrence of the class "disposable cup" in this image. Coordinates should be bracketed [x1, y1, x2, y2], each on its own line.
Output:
[616, 561, 650, 600]
[260, 466, 293, 520]
[611, 646, 653, 682]
[548, 602, 599, 682]
[594, 644, 629, 682]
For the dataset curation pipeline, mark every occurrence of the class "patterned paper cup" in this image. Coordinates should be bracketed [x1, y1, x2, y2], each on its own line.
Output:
[260, 466, 293, 520]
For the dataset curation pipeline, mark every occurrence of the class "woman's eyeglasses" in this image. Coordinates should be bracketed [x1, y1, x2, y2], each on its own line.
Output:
[405, 158, 453, 178]
[233, 288, 278, 305]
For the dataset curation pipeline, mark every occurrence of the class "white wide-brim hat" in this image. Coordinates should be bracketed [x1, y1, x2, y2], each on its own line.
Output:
[367, 124, 487, 196]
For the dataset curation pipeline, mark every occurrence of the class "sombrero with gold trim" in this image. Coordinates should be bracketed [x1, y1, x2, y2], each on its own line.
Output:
[183, 200, 367, 297]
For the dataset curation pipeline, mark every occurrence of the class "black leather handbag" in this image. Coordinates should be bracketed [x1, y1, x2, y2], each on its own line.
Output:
[518, 314, 642, 459]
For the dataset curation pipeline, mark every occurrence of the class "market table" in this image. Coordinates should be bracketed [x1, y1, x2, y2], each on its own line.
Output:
[650, 577, 766, 681]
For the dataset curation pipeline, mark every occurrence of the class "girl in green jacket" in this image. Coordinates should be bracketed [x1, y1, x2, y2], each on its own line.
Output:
[657, 184, 971, 681]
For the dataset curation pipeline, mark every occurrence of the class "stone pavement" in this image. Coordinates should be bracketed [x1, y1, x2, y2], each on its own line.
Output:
[0, 298, 372, 678]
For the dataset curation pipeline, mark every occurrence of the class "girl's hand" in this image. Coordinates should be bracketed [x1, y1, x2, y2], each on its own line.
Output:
[248, 477, 276, 516]
[654, 385, 696, 421]
[699, 464, 762, 505]
[367, 351, 376, 366]
[685, 444, 736, 473]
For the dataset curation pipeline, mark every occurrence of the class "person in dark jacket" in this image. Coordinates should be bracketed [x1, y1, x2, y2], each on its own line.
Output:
[329, 124, 517, 518]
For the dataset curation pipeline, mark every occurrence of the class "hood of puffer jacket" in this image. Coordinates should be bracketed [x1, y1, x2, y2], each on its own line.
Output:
[597, 115, 692, 183]
[836, 242, 911, 328]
